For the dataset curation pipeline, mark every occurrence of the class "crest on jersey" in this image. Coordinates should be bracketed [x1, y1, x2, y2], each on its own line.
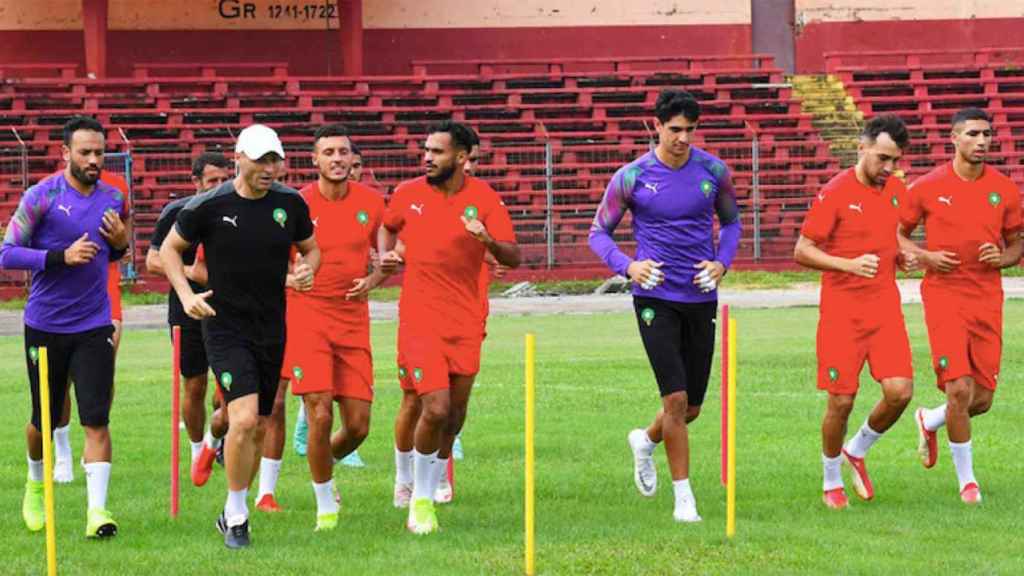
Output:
[464, 205, 478, 220]
[891, 196, 899, 207]
[398, 366, 407, 379]
[413, 368, 424, 382]
[293, 366, 304, 381]
[828, 367, 839, 382]
[938, 356, 949, 370]
[988, 192, 1001, 206]
[699, 180, 713, 198]
[356, 210, 369, 225]
[220, 371, 233, 390]
[640, 307, 655, 326]
[29, 346, 38, 365]
[272, 208, 287, 228]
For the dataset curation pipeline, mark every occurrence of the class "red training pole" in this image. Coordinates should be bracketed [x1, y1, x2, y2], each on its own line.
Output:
[721, 304, 729, 486]
[171, 325, 181, 517]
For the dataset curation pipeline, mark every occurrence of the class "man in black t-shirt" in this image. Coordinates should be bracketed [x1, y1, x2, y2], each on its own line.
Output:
[147, 152, 231, 488]
[160, 125, 320, 549]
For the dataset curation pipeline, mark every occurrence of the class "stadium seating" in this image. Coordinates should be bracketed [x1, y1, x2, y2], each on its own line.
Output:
[0, 55, 834, 284]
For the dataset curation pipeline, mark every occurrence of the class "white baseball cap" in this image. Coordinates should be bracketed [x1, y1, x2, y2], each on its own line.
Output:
[235, 124, 285, 160]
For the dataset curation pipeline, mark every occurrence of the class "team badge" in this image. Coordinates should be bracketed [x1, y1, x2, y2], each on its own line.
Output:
[699, 180, 713, 198]
[399, 367, 407, 379]
[28, 346, 38, 365]
[640, 307, 655, 326]
[464, 205, 478, 220]
[293, 366, 304, 380]
[938, 356, 949, 370]
[221, 371, 233, 390]
[413, 368, 424, 382]
[988, 192, 1001, 206]
[356, 210, 369, 225]
[828, 368, 839, 382]
[891, 196, 899, 207]
[272, 208, 287, 228]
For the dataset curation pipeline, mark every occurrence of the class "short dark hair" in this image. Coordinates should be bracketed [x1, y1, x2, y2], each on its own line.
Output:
[62, 116, 104, 145]
[654, 90, 700, 124]
[861, 115, 909, 150]
[312, 123, 351, 149]
[191, 152, 231, 178]
[951, 107, 991, 128]
[350, 143, 362, 157]
[427, 120, 476, 153]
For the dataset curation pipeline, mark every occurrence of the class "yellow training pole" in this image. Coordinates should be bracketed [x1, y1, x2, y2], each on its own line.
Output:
[39, 347, 57, 575]
[726, 318, 737, 539]
[524, 333, 536, 576]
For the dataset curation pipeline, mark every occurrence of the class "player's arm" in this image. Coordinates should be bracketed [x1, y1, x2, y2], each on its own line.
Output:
[99, 206, 131, 261]
[145, 247, 164, 276]
[160, 227, 215, 318]
[289, 235, 321, 292]
[979, 231, 1023, 269]
[696, 165, 742, 291]
[794, 235, 879, 278]
[588, 168, 662, 287]
[0, 186, 100, 270]
[462, 215, 520, 268]
[185, 245, 208, 285]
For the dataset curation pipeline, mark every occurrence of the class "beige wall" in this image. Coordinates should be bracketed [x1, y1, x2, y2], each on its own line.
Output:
[796, 0, 1023, 24]
[0, 0, 749, 31]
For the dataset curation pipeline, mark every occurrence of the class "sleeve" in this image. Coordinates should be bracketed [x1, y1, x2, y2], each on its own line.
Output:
[800, 188, 838, 244]
[195, 244, 205, 262]
[483, 193, 515, 243]
[382, 187, 407, 232]
[713, 164, 742, 268]
[368, 197, 385, 244]
[174, 197, 203, 245]
[1002, 182, 1022, 240]
[0, 185, 55, 271]
[899, 181, 924, 234]
[149, 204, 177, 250]
[292, 197, 314, 243]
[588, 167, 634, 277]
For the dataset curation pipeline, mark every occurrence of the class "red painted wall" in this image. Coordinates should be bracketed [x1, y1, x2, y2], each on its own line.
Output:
[0, 24, 751, 77]
[796, 18, 1024, 73]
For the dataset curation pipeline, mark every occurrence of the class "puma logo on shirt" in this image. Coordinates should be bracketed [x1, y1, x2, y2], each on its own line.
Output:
[312, 217, 319, 227]
[643, 182, 659, 194]
[57, 204, 72, 216]
[938, 196, 953, 206]
[848, 203, 862, 213]
[410, 203, 424, 215]
[222, 215, 239, 228]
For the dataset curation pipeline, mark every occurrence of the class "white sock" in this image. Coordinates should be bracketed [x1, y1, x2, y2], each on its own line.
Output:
[190, 440, 204, 461]
[312, 480, 338, 515]
[412, 449, 439, 501]
[54, 425, 72, 461]
[84, 461, 111, 510]
[27, 455, 43, 482]
[225, 488, 248, 522]
[923, 404, 947, 431]
[949, 440, 977, 491]
[257, 457, 282, 498]
[395, 447, 413, 484]
[822, 453, 843, 491]
[844, 421, 883, 458]
[438, 457, 449, 484]
[672, 478, 694, 503]
[205, 428, 224, 449]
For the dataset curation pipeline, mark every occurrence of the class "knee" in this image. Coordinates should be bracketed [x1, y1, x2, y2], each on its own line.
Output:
[946, 379, 972, 409]
[421, 399, 450, 426]
[346, 417, 370, 443]
[230, 411, 260, 436]
[971, 391, 993, 416]
[83, 425, 110, 443]
[307, 403, 333, 431]
[685, 405, 702, 423]
[663, 392, 689, 421]
[185, 378, 207, 402]
[827, 394, 856, 418]
[884, 380, 913, 408]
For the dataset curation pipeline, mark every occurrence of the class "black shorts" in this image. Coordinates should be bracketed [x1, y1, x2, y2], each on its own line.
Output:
[203, 323, 284, 417]
[633, 296, 717, 405]
[170, 321, 209, 379]
[25, 324, 116, 429]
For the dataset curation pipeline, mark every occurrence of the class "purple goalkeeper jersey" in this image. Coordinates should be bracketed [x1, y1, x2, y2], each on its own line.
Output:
[0, 173, 127, 333]
[589, 147, 741, 303]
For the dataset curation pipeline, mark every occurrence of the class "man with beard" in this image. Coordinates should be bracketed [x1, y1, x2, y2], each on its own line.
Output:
[160, 124, 320, 548]
[795, 115, 915, 510]
[147, 152, 232, 487]
[1, 116, 129, 538]
[379, 120, 520, 534]
[898, 108, 1022, 504]
[274, 124, 386, 529]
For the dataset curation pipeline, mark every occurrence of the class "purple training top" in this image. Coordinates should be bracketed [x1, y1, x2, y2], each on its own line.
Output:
[588, 147, 742, 303]
[0, 173, 126, 333]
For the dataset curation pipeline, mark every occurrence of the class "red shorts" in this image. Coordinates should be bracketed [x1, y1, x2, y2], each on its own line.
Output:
[397, 324, 482, 395]
[922, 287, 1001, 391]
[816, 300, 913, 395]
[281, 307, 373, 402]
[107, 263, 122, 323]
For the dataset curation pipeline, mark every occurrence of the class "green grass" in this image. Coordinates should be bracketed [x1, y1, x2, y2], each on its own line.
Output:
[2, 303, 1023, 574]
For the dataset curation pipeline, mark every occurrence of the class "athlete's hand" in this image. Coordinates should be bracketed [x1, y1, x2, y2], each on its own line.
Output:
[64, 233, 100, 265]
[978, 243, 1003, 268]
[346, 277, 372, 301]
[627, 260, 664, 290]
[184, 290, 216, 319]
[291, 253, 314, 292]
[493, 263, 509, 279]
[462, 216, 493, 244]
[98, 209, 128, 250]
[379, 250, 404, 275]
[693, 260, 725, 293]
[846, 253, 880, 278]
[920, 250, 961, 273]
[897, 250, 920, 272]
